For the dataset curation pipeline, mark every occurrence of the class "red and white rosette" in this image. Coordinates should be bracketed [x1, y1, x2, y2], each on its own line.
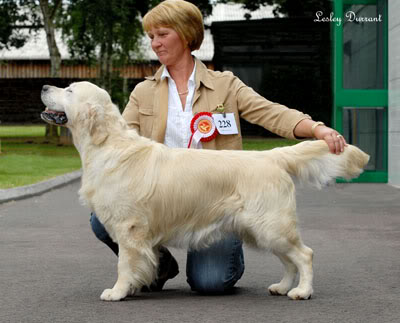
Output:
[188, 112, 218, 149]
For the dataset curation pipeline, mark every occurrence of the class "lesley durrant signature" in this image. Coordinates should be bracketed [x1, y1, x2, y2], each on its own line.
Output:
[314, 11, 383, 26]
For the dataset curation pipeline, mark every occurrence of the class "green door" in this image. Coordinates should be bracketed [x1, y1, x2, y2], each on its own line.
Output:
[333, 0, 388, 182]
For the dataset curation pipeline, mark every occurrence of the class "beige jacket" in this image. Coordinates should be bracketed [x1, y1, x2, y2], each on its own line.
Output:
[122, 58, 311, 150]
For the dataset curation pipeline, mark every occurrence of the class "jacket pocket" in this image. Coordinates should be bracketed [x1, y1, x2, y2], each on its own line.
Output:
[138, 107, 154, 138]
[139, 107, 154, 116]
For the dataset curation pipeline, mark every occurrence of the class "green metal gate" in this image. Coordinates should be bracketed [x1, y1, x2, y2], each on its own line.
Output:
[333, 0, 388, 182]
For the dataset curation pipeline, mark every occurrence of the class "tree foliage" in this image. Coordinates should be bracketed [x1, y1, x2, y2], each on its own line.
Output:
[60, 0, 218, 93]
[218, 0, 331, 17]
[1, 0, 332, 57]
[61, 0, 150, 63]
[61, 0, 153, 92]
[0, 0, 64, 51]
[0, 0, 330, 108]
[0, 1, 62, 138]
[0, 0, 39, 49]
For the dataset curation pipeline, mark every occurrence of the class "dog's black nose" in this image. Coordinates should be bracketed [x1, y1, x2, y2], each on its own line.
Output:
[42, 85, 50, 92]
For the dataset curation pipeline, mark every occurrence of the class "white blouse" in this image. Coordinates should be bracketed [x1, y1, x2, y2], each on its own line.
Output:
[161, 62, 199, 148]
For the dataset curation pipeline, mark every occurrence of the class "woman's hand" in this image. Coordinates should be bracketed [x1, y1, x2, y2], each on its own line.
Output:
[294, 119, 347, 154]
[313, 125, 347, 155]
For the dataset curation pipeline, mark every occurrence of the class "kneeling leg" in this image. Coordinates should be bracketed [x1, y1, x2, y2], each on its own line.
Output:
[186, 234, 244, 294]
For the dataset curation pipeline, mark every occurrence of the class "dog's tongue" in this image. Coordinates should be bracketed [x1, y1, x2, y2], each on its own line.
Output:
[41, 108, 68, 125]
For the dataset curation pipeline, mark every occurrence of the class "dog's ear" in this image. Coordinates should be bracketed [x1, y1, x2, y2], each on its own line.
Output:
[88, 103, 109, 145]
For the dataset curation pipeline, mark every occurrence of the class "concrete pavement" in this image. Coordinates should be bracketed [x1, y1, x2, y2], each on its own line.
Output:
[0, 180, 399, 323]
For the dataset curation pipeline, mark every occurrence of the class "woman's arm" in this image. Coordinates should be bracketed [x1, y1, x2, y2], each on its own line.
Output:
[234, 79, 312, 140]
[233, 77, 346, 154]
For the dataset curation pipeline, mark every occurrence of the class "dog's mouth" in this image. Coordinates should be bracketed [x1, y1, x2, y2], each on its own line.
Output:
[41, 108, 68, 125]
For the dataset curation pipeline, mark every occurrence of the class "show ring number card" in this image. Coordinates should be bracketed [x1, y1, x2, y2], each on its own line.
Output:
[212, 113, 238, 135]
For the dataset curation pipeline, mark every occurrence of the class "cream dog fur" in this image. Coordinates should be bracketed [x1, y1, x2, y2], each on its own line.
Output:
[41, 81, 369, 301]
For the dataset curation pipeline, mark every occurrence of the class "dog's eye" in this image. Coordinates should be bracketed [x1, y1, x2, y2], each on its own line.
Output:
[66, 88, 72, 93]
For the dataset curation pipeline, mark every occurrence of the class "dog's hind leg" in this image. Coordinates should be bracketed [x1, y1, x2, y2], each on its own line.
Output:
[245, 223, 313, 300]
[268, 252, 298, 296]
[284, 242, 314, 300]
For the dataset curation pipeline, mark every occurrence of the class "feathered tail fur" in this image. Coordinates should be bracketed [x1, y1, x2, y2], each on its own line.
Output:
[268, 140, 370, 188]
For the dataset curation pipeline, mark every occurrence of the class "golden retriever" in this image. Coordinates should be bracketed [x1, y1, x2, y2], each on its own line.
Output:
[41, 81, 369, 301]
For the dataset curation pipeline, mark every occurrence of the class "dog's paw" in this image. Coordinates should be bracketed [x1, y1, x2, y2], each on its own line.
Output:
[287, 287, 313, 300]
[268, 283, 289, 296]
[100, 288, 128, 301]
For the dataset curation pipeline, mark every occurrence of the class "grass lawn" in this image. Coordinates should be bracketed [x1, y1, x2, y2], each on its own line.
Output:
[0, 125, 46, 138]
[0, 125, 298, 189]
[0, 125, 81, 189]
[242, 137, 297, 151]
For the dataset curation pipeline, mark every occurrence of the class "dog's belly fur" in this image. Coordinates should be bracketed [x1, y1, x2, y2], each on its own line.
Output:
[164, 215, 235, 250]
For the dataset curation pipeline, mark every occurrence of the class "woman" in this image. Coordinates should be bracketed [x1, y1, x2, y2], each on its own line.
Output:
[91, 0, 346, 294]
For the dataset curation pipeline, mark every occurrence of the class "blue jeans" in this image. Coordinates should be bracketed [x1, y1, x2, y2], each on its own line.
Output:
[90, 213, 245, 294]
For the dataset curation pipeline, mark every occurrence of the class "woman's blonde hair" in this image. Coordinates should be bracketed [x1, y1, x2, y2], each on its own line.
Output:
[143, 0, 204, 51]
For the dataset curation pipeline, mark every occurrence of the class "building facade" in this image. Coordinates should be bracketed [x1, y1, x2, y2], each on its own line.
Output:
[332, 0, 399, 185]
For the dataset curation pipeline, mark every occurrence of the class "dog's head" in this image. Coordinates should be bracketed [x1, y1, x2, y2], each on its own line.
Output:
[41, 81, 120, 145]
[41, 81, 111, 126]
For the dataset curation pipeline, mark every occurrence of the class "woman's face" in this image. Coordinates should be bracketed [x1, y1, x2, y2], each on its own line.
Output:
[148, 27, 188, 66]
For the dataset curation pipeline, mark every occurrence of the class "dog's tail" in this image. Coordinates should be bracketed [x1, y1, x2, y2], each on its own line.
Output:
[268, 140, 370, 188]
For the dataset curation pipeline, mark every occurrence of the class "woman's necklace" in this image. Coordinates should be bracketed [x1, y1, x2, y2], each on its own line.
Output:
[178, 89, 189, 96]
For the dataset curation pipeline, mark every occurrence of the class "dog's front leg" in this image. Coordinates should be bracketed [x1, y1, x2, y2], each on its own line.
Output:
[100, 242, 158, 301]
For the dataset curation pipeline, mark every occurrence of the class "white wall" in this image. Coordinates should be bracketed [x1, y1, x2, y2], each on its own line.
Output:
[389, 0, 400, 186]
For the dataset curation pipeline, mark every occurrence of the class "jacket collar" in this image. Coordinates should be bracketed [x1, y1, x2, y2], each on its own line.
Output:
[147, 57, 214, 91]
